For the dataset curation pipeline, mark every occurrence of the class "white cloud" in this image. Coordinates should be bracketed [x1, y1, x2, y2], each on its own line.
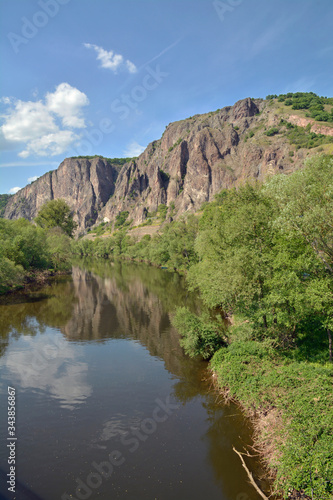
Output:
[84, 43, 137, 74]
[28, 175, 39, 183]
[123, 141, 145, 157]
[46, 82, 89, 128]
[5, 333, 92, 410]
[2, 100, 58, 143]
[8, 186, 21, 194]
[126, 60, 137, 74]
[0, 83, 89, 158]
[0, 96, 12, 105]
[19, 130, 79, 158]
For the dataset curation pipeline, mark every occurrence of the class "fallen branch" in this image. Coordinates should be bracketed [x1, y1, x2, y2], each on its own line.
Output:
[233, 446, 269, 500]
[238, 449, 260, 458]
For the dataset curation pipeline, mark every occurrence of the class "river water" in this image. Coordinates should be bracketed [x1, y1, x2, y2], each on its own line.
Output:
[0, 261, 265, 500]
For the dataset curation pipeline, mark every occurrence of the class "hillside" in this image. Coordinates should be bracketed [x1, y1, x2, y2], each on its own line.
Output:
[0, 194, 12, 217]
[3, 93, 333, 234]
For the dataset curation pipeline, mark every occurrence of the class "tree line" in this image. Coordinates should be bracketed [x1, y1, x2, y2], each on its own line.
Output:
[0, 199, 75, 294]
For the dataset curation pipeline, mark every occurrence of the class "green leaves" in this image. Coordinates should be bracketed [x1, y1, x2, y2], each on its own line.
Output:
[35, 199, 77, 237]
[0, 218, 72, 293]
[172, 307, 225, 359]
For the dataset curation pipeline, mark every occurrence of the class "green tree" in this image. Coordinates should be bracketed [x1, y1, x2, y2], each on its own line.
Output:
[188, 183, 278, 329]
[35, 199, 77, 237]
[172, 307, 225, 359]
[0, 257, 24, 294]
[265, 154, 333, 359]
[187, 183, 317, 345]
[46, 227, 72, 270]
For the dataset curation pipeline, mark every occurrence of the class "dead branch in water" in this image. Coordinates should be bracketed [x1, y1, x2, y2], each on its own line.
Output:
[233, 446, 269, 500]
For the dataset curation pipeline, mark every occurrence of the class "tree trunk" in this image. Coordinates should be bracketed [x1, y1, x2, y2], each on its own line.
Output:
[263, 314, 268, 329]
[328, 329, 332, 363]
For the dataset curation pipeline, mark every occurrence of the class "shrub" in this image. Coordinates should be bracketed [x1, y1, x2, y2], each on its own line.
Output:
[172, 307, 225, 359]
[265, 127, 279, 136]
[114, 211, 130, 228]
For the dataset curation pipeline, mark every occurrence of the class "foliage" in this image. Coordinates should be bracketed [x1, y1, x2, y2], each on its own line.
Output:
[265, 127, 279, 136]
[0, 218, 50, 270]
[70, 155, 135, 166]
[0, 194, 12, 217]
[159, 169, 170, 184]
[114, 210, 130, 228]
[35, 199, 77, 237]
[210, 342, 333, 499]
[188, 157, 333, 357]
[168, 137, 182, 152]
[157, 203, 168, 221]
[284, 124, 333, 149]
[267, 92, 333, 122]
[172, 307, 225, 359]
[0, 218, 72, 293]
[72, 214, 199, 273]
[0, 257, 24, 294]
[46, 227, 72, 270]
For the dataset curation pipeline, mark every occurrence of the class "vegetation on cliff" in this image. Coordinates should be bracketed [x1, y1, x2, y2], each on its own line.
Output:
[0, 194, 12, 217]
[267, 92, 333, 122]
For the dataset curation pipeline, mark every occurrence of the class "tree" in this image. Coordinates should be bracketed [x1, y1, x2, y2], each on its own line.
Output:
[188, 183, 278, 330]
[187, 182, 319, 346]
[265, 154, 333, 359]
[46, 227, 72, 270]
[35, 199, 77, 237]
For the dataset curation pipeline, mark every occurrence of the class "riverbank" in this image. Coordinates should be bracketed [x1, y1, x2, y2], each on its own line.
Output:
[209, 337, 333, 499]
[0, 268, 72, 301]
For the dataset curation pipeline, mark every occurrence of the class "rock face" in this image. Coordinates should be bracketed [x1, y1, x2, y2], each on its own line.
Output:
[4, 97, 329, 233]
[4, 157, 120, 232]
[98, 97, 316, 226]
[288, 114, 333, 136]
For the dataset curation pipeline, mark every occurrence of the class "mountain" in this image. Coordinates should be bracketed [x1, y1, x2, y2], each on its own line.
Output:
[3, 94, 333, 234]
[3, 157, 123, 232]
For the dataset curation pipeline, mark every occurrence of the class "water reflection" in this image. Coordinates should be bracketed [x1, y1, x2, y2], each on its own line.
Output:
[4, 333, 92, 410]
[0, 260, 265, 500]
[0, 279, 75, 340]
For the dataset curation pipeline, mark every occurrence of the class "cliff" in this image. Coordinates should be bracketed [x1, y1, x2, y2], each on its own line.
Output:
[4, 96, 333, 233]
[4, 157, 120, 232]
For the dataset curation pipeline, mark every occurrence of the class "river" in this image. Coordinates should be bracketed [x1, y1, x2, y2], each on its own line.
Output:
[0, 260, 266, 500]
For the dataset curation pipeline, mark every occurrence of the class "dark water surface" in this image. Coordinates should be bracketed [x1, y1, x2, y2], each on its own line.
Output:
[0, 261, 264, 500]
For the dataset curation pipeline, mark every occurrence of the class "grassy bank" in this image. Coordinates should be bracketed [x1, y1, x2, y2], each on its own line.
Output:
[210, 331, 333, 498]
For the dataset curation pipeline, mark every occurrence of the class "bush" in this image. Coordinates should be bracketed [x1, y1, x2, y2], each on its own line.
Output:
[172, 307, 225, 359]
[210, 341, 333, 499]
[0, 257, 24, 294]
[114, 211, 129, 228]
[265, 127, 279, 136]
[158, 204, 168, 221]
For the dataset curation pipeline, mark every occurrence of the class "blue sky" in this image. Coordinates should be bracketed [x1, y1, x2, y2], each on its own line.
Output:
[1, 0, 332, 195]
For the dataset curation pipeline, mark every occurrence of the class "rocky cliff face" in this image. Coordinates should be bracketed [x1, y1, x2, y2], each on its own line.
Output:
[4, 157, 120, 232]
[99, 97, 314, 226]
[4, 97, 329, 233]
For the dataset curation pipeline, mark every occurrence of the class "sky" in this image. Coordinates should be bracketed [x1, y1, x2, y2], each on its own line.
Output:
[0, 0, 333, 195]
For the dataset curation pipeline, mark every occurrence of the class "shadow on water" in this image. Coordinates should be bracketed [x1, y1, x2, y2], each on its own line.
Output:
[0, 259, 268, 500]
